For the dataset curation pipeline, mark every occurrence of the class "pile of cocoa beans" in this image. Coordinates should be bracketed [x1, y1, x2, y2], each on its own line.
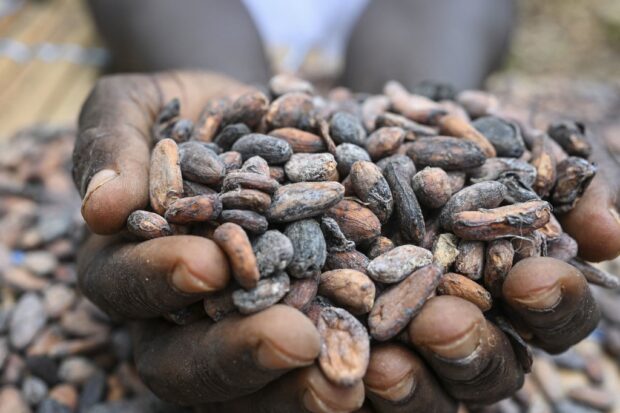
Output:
[125, 74, 615, 387]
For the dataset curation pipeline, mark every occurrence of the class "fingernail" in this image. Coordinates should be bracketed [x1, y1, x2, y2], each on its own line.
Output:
[512, 282, 562, 310]
[255, 339, 314, 370]
[302, 387, 350, 413]
[170, 263, 217, 294]
[610, 207, 620, 227]
[427, 320, 482, 359]
[83, 169, 118, 202]
[366, 372, 416, 402]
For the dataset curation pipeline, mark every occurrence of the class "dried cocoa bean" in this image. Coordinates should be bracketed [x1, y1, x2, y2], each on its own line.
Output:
[269, 128, 326, 153]
[439, 181, 507, 230]
[213, 223, 260, 289]
[361, 95, 390, 131]
[321, 216, 355, 253]
[411, 167, 452, 209]
[437, 272, 492, 311]
[232, 272, 290, 314]
[316, 306, 370, 386]
[222, 171, 279, 194]
[231, 134, 293, 164]
[329, 112, 367, 146]
[319, 269, 375, 315]
[456, 90, 499, 118]
[268, 182, 344, 223]
[165, 194, 222, 224]
[149, 138, 183, 215]
[285, 219, 327, 279]
[452, 200, 551, 241]
[241, 156, 270, 176]
[366, 236, 395, 259]
[383, 162, 425, 244]
[284, 153, 338, 182]
[432, 233, 460, 271]
[219, 210, 268, 234]
[326, 199, 381, 246]
[469, 158, 536, 186]
[367, 244, 433, 284]
[546, 232, 578, 261]
[324, 250, 370, 274]
[454, 240, 485, 280]
[335, 143, 371, 176]
[179, 141, 226, 186]
[375, 112, 437, 139]
[282, 276, 319, 311]
[126, 210, 172, 240]
[213, 123, 251, 150]
[218, 151, 243, 172]
[376, 154, 416, 179]
[547, 121, 591, 158]
[269, 73, 314, 96]
[349, 161, 392, 224]
[551, 156, 596, 213]
[530, 136, 557, 197]
[484, 239, 514, 298]
[472, 116, 525, 158]
[438, 114, 497, 157]
[252, 230, 294, 278]
[220, 189, 271, 213]
[183, 180, 217, 197]
[368, 264, 443, 341]
[406, 136, 486, 170]
[512, 230, 546, 261]
[265, 92, 317, 131]
[365, 127, 406, 160]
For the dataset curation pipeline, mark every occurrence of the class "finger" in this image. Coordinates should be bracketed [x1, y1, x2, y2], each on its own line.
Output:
[560, 175, 620, 262]
[132, 305, 322, 406]
[408, 296, 524, 406]
[74, 71, 243, 234]
[502, 256, 600, 354]
[364, 343, 457, 413]
[78, 234, 230, 319]
[200, 365, 365, 413]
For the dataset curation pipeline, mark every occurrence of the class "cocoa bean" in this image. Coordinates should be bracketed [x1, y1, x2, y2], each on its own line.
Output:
[319, 269, 375, 315]
[472, 116, 525, 158]
[325, 199, 381, 246]
[126, 210, 172, 240]
[454, 240, 485, 280]
[213, 123, 251, 150]
[411, 167, 452, 209]
[335, 143, 371, 176]
[285, 219, 327, 279]
[484, 239, 514, 298]
[282, 276, 319, 311]
[213, 223, 260, 289]
[179, 141, 226, 186]
[265, 92, 317, 131]
[406, 136, 486, 170]
[232, 272, 290, 314]
[439, 181, 507, 230]
[164, 194, 222, 224]
[218, 151, 243, 172]
[324, 250, 370, 274]
[376, 154, 416, 179]
[284, 153, 338, 182]
[438, 114, 497, 157]
[269, 128, 326, 153]
[365, 127, 406, 160]
[269, 74, 314, 96]
[219, 209, 268, 234]
[329, 112, 367, 147]
[432, 233, 460, 272]
[220, 189, 271, 213]
[546, 232, 578, 261]
[252, 230, 294, 278]
[241, 155, 270, 176]
[375, 112, 438, 139]
[320, 216, 355, 253]
[551, 156, 596, 213]
[437, 272, 492, 311]
[383, 162, 425, 244]
[231, 134, 293, 164]
[183, 180, 217, 197]
[222, 171, 279, 194]
[547, 121, 591, 158]
[268, 182, 344, 223]
[530, 136, 558, 197]
[367, 245, 433, 284]
[149, 139, 183, 215]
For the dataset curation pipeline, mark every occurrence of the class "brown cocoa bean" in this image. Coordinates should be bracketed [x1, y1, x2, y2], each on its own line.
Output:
[265, 92, 317, 131]
[469, 158, 536, 186]
[452, 200, 551, 241]
[126, 210, 172, 240]
[325, 199, 381, 246]
[454, 240, 485, 280]
[218, 151, 243, 172]
[484, 239, 514, 298]
[152, 98, 180, 142]
[269, 74, 314, 96]
[437, 272, 492, 312]
[165, 194, 222, 224]
[232, 272, 290, 314]
[317, 306, 370, 386]
[438, 114, 497, 157]
[282, 276, 319, 311]
[512, 230, 546, 261]
[324, 250, 370, 274]
[375, 112, 438, 139]
[183, 180, 217, 197]
[411, 167, 452, 209]
[149, 138, 184, 215]
[319, 270, 375, 315]
[269, 166, 285, 183]
[224, 91, 270, 130]
[220, 189, 271, 213]
[368, 264, 443, 341]
[222, 171, 279, 194]
[365, 127, 406, 160]
[530, 136, 557, 197]
[376, 154, 416, 179]
[269, 128, 326, 153]
[384, 81, 446, 124]
[268, 182, 344, 223]
[213, 223, 260, 289]
[546, 232, 578, 261]
[446, 171, 466, 194]
[406, 136, 486, 170]
[367, 245, 433, 284]
[241, 155, 270, 176]
[361, 95, 390, 131]
[366, 236, 394, 259]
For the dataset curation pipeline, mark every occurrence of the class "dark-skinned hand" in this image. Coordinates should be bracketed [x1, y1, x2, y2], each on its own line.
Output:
[73, 71, 620, 413]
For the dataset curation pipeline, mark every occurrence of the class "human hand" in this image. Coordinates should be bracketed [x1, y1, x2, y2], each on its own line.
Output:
[73, 71, 618, 412]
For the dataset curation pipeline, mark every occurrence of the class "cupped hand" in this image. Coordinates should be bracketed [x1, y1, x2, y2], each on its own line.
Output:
[73, 71, 619, 412]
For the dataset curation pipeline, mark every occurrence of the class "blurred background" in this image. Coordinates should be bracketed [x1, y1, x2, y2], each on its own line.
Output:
[0, 0, 619, 139]
[0, 1, 619, 412]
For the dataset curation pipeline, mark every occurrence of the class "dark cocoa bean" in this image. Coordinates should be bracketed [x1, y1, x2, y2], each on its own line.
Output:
[349, 161, 393, 224]
[335, 143, 371, 176]
[213, 123, 251, 150]
[179, 141, 226, 185]
[547, 121, 591, 158]
[252, 230, 294, 278]
[406, 136, 486, 170]
[220, 189, 271, 213]
[231, 134, 293, 164]
[268, 182, 344, 223]
[219, 209, 268, 234]
[285, 219, 327, 279]
[367, 245, 432, 284]
[222, 171, 279, 194]
[439, 181, 507, 230]
[232, 272, 290, 314]
[551, 156, 596, 213]
[329, 111, 367, 147]
[472, 116, 525, 158]
[284, 153, 338, 182]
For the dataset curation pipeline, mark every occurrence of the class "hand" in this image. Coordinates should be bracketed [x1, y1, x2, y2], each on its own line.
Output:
[73, 71, 618, 412]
